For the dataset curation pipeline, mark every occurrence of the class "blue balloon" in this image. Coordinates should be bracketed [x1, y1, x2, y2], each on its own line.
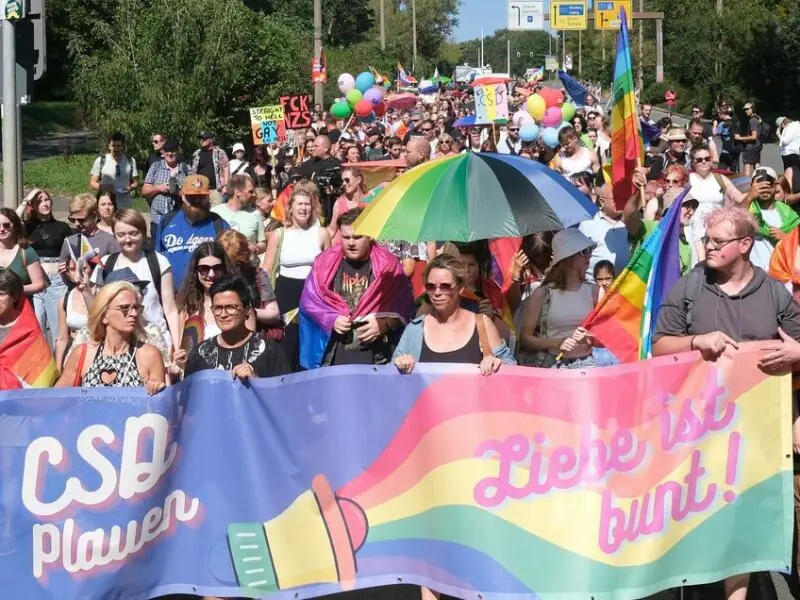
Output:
[542, 127, 560, 147]
[520, 124, 539, 142]
[355, 72, 375, 93]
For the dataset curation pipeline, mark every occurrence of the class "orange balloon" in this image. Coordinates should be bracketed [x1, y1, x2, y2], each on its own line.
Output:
[540, 87, 564, 108]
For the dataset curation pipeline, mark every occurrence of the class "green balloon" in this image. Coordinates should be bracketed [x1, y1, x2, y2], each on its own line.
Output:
[346, 88, 363, 106]
[331, 101, 352, 119]
[561, 102, 576, 122]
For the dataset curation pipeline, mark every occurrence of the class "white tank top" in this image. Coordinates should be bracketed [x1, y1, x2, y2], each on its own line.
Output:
[560, 148, 593, 177]
[543, 283, 595, 353]
[279, 223, 322, 279]
[688, 173, 725, 208]
[65, 289, 88, 333]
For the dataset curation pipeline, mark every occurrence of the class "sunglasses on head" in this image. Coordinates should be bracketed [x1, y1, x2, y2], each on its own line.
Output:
[197, 263, 225, 276]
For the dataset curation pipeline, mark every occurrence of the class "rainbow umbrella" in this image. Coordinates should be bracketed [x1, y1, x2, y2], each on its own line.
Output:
[363, 181, 388, 204]
[353, 153, 597, 242]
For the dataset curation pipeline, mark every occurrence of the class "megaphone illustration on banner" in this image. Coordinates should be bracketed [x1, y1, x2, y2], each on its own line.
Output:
[228, 475, 366, 591]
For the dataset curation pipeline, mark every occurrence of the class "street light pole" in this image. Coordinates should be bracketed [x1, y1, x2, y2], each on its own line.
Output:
[313, 0, 323, 108]
[2, 18, 19, 209]
[380, 0, 385, 51]
[507, 38, 511, 75]
[412, 0, 417, 73]
[637, 0, 643, 92]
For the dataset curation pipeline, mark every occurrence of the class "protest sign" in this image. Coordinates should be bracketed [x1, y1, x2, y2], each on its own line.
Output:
[475, 83, 510, 124]
[249, 105, 287, 145]
[280, 94, 313, 129]
[1, 348, 791, 600]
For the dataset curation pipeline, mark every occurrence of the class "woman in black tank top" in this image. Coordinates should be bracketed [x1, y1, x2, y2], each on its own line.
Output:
[394, 254, 510, 376]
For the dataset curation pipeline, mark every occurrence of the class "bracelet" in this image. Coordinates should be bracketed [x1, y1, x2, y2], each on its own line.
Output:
[690, 336, 696, 351]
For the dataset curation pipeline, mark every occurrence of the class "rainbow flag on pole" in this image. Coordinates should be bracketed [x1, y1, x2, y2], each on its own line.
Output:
[609, 7, 644, 209]
[584, 190, 684, 362]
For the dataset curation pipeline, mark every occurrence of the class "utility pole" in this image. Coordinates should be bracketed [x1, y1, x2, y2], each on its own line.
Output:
[578, 30, 582, 77]
[507, 38, 511, 75]
[411, 0, 417, 73]
[379, 0, 385, 51]
[313, 0, 322, 108]
[715, 0, 722, 101]
[3, 17, 19, 209]
[562, 31, 566, 70]
[480, 27, 484, 68]
[637, 0, 643, 92]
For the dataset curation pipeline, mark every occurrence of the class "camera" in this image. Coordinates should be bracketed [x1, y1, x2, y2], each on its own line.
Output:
[315, 167, 342, 190]
[168, 176, 180, 196]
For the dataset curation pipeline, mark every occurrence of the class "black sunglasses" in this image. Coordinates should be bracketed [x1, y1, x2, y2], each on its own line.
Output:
[197, 264, 226, 276]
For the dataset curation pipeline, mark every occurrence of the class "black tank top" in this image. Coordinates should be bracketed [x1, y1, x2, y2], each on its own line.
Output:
[419, 326, 483, 364]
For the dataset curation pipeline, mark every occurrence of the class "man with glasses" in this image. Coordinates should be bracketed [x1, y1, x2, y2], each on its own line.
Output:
[144, 132, 166, 175]
[648, 127, 690, 180]
[142, 137, 190, 239]
[419, 119, 438, 154]
[185, 274, 289, 379]
[89, 132, 138, 210]
[58, 193, 119, 281]
[687, 118, 719, 165]
[498, 123, 522, 155]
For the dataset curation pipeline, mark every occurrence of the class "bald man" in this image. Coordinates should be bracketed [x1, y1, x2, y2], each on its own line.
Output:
[577, 182, 630, 282]
[294, 134, 341, 179]
[405, 137, 431, 169]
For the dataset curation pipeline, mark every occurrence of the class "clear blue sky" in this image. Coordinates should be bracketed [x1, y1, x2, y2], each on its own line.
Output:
[454, 0, 508, 42]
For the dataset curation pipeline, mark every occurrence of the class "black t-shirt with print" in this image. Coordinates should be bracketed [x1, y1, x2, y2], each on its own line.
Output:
[26, 219, 73, 258]
[324, 258, 392, 366]
[185, 334, 290, 378]
[196, 149, 217, 188]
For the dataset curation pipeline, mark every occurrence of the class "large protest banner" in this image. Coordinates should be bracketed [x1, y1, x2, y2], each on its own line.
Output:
[249, 105, 287, 145]
[0, 347, 791, 600]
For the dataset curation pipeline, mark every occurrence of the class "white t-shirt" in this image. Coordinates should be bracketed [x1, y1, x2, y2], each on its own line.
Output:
[90, 153, 138, 209]
[91, 252, 172, 348]
[578, 214, 630, 282]
[211, 205, 265, 244]
[780, 121, 800, 157]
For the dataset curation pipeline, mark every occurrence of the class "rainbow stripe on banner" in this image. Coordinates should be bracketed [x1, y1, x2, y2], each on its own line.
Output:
[1, 350, 791, 599]
[610, 7, 644, 209]
[585, 190, 683, 362]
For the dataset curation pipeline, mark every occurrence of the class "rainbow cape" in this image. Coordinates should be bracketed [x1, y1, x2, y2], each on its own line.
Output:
[610, 8, 644, 209]
[0, 299, 57, 389]
[585, 190, 684, 362]
[298, 244, 413, 369]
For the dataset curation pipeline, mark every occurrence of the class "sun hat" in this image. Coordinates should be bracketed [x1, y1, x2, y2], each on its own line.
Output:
[100, 267, 149, 292]
[666, 127, 687, 141]
[232, 142, 246, 154]
[776, 116, 787, 129]
[550, 228, 596, 265]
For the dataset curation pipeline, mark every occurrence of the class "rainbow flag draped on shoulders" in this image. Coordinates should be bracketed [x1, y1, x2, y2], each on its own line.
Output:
[610, 7, 644, 209]
[299, 244, 413, 369]
[584, 190, 684, 362]
[0, 299, 57, 389]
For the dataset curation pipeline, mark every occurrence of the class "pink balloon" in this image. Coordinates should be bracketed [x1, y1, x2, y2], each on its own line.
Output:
[542, 106, 562, 127]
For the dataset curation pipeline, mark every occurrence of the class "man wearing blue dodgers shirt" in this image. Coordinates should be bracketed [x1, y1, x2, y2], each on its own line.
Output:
[155, 174, 229, 288]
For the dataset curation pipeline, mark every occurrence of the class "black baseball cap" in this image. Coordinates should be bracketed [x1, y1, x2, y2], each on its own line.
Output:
[163, 137, 179, 152]
[199, 130, 215, 140]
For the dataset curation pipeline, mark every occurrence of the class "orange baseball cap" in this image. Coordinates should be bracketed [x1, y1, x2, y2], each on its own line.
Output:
[183, 174, 210, 195]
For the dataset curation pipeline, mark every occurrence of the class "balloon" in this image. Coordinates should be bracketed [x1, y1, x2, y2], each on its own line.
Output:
[519, 123, 540, 143]
[358, 112, 376, 124]
[542, 106, 563, 127]
[526, 94, 546, 121]
[337, 73, 355, 94]
[558, 121, 572, 130]
[373, 100, 387, 117]
[541, 127, 560, 147]
[363, 87, 383, 105]
[355, 71, 375, 93]
[542, 87, 565, 107]
[355, 99, 373, 118]
[346, 88, 363, 106]
[330, 100, 352, 119]
[561, 102, 576, 122]
[513, 111, 534, 126]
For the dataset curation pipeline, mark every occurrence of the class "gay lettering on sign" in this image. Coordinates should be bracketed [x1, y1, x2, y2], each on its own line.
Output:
[0, 346, 792, 600]
[280, 94, 313, 130]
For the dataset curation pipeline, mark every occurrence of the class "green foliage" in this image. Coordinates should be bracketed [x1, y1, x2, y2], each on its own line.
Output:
[0, 154, 96, 198]
[70, 0, 308, 158]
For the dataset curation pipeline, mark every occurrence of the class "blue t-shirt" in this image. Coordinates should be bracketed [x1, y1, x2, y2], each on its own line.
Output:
[155, 210, 229, 289]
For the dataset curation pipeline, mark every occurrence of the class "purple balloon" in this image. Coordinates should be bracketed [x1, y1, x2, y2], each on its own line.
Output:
[364, 87, 383, 105]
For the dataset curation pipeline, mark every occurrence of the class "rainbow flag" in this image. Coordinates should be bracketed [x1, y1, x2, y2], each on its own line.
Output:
[584, 190, 684, 362]
[610, 7, 644, 210]
[0, 299, 57, 389]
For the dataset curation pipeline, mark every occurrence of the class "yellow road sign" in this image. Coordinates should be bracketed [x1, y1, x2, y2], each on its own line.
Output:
[595, 0, 632, 30]
[550, 1, 587, 31]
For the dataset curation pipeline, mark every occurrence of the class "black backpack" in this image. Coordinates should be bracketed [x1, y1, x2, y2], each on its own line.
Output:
[102, 250, 163, 303]
[758, 119, 772, 144]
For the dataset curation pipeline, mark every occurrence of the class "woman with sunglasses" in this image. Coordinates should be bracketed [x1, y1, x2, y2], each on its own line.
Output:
[176, 242, 233, 345]
[0, 208, 47, 302]
[56, 279, 165, 394]
[328, 167, 367, 245]
[394, 254, 514, 376]
[518, 228, 599, 369]
[16, 190, 72, 347]
[435, 133, 458, 157]
[687, 143, 745, 265]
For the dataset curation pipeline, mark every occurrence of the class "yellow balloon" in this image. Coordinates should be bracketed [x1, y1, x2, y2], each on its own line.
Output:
[526, 94, 546, 121]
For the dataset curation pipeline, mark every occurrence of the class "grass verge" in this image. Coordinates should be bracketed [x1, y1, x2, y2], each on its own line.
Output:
[20, 101, 82, 138]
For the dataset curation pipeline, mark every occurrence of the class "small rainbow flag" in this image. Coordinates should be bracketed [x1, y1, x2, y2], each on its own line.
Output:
[610, 7, 644, 209]
[584, 189, 684, 362]
[0, 299, 57, 389]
